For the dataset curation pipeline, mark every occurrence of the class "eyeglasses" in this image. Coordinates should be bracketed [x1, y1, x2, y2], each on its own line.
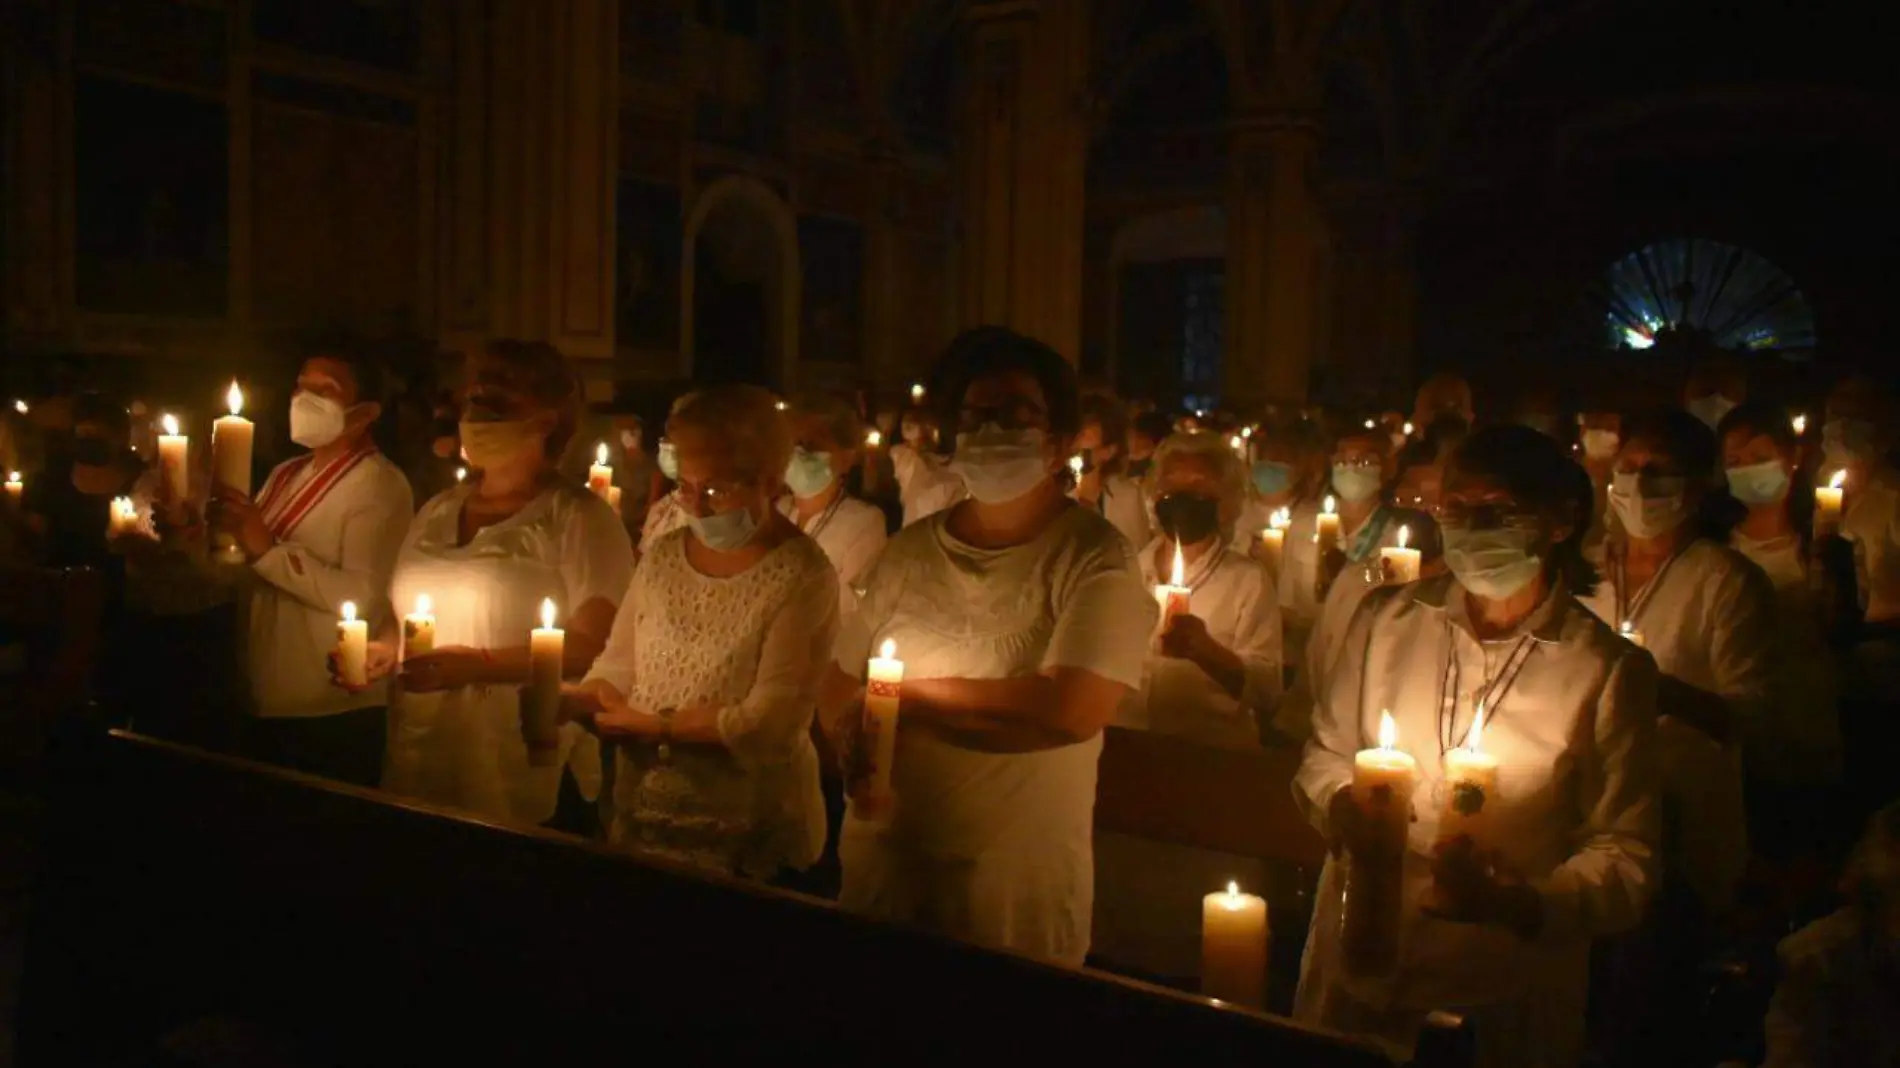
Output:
[1434, 500, 1541, 532]
[956, 399, 1047, 433]
[675, 478, 752, 513]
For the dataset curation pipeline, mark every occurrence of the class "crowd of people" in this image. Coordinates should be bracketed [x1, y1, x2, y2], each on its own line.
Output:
[3, 328, 1898, 1068]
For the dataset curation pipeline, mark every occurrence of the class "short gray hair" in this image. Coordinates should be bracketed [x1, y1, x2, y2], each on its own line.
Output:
[1145, 431, 1249, 535]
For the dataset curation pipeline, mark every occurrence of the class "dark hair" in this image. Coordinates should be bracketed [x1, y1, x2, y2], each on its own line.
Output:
[304, 345, 389, 409]
[1131, 410, 1174, 446]
[1446, 424, 1601, 597]
[1621, 408, 1717, 488]
[478, 340, 581, 459]
[1421, 413, 1471, 461]
[1713, 399, 1810, 543]
[1079, 393, 1129, 476]
[931, 326, 1080, 437]
[1715, 399, 1797, 455]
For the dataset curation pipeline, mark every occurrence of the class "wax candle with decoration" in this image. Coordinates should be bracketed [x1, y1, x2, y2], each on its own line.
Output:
[862, 639, 905, 812]
[1379, 525, 1422, 585]
[1437, 705, 1500, 850]
[1201, 881, 1269, 1009]
[525, 598, 564, 767]
[403, 593, 437, 659]
[1343, 711, 1417, 978]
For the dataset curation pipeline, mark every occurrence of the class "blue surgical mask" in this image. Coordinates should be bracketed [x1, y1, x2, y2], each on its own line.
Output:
[785, 447, 836, 499]
[1251, 460, 1293, 497]
[657, 440, 679, 481]
[1331, 463, 1383, 504]
[1442, 525, 1544, 600]
[1725, 460, 1790, 506]
[688, 503, 759, 552]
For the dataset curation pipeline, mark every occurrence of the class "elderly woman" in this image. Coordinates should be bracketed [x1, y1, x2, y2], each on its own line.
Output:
[782, 391, 888, 620]
[564, 384, 837, 878]
[355, 341, 633, 826]
[1296, 425, 1659, 1067]
[822, 326, 1155, 966]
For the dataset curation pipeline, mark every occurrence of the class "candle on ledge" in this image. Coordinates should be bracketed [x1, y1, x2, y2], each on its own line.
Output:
[1201, 880, 1269, 1009]
[1255, 507, 1290, 576]
[212, 382, 255, 560]
[525, 598, 564, 767]
[1619, 620, 1646, 649]
[1315, 495, 1341, 557]
[403, 593, 437, 659]
[588, 442, 614, 500]
[1814, 469, 1846, 541]
[861, 639, 905, 813]
[3, 471, 20, 506]
[158, 414, 190, 504]
[1343, 711, 1417, 978]
[1379, 524, 1422, 585]
[1437, 704, 1500, 852]
[336, 601, 369, 688]
[1155, 540, 1194, 633]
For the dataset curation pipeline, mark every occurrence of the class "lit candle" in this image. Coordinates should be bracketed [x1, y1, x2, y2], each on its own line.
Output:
[1154, 540, 1194, 632]
[1255, 507, 1290, 576]
[588, 442, 614, 499]
[1201, 880, 1269, 1009]
[1402, 421, 1415, 438]
[3, 471, 20, 506]
[1068, 454, 1086, 481]
[1437, 705, 1500, 852]
[862, 430, 883, 494]
[910, 383, 926, 404]
[403, 593, 437, 659]
[1379, 524, 1422, 585]
[335, 601, 369, 688]
[11, 400, 25, 415]
[865, 429, 882, 449]
[107, 495, 141, 539]
[158, 414, 190, 503]
[212, 382, 255, 560]
[455, 466, 467, 484]
[1240, 425, 1253, 439]
[1344, 711, 1417, 978]
[1228, 434, 1245, 457]
[1364, 418, 1377, 430]
[1792, 413, 1808, 436]
[524, 598, 565, 767]
[861, 639, 905, 813]
[1619, 620, 1646, 649]
[1315, 495, 1341, 557]
[1815, 469, 1846, 541]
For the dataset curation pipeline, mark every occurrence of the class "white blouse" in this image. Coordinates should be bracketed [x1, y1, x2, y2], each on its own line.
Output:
[383, 482, 633, 825]
[1297, 575, 1658, 1062]
[1122, 538, 1282, 747]
[779, 493, 888, 622]
[586, 529, 838, 877]
[890, 443, 966, 527]
[638, 490, 690, 555]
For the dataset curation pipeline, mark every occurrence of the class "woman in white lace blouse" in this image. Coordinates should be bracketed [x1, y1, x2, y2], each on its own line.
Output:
[565, 384, 838, 879]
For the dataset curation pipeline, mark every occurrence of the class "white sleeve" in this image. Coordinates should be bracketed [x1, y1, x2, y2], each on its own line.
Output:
[716, 564, 840, 768]
[583, 568, 642, 695]
[1231, 564, 1285, 717]
[1707, 561, 1778, 753]
[1042, 537, 1157, 690]
[560, 492, 636, 610]
[1294, 592, 1377, 835]
[251, 468, 413, 624]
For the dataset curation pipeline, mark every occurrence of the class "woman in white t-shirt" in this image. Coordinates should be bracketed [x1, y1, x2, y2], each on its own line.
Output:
[351, 341, 634, 827]
[821, 327, 1155, 966]
[565, 385, 837, 878]
[781, 391, 888, 620]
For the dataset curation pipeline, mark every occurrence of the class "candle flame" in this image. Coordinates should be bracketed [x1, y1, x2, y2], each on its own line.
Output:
[879, 638, 897, 660]
[340, 601, 358, 623]
[1829, 469, 1846, 490]
[1226, 880, 1240, 897]
[1170, 540, 1186, 586]
[866, 429, 882, 447]
[1323, 495, 1337, 516]
[1270, 507, 1291, 530]
[6, 471, 18, 483]
[455, 466, 467, 483]
[415, 593, 432, 616]
[1364, 419, 1376, 430]
[596, 441, 609, 466]
[1398, 524, 1411, 549]
[226, 380, 244, 416]
[1069, 455, 1085, 475]
[1403, 421, 1414, 436]
[11, 400, 24, 414]
[1620, 620, 1635, 635]
[1241, 426, 1253, 439]
[1468, 705, 1487, 753]
[540, 598, 557, 630]
[1792, 414, 1808, 435]
[910, 383, 925, 400]
[1377, 710, 1397, 750]
[1228, 434, 1243, 451]
[161, 413, 179, 437]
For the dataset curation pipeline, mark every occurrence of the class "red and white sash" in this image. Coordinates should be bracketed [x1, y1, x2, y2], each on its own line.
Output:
[255, 442, 379, 542]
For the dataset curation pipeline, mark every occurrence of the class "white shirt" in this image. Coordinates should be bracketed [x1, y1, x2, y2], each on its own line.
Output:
[1730, 531, 1843, 786]
[1579, 538, 1776, 907]
[1842, 465, 1900, 622]
[245, 450, 413, 718]
[834, 503, 1156, 964]
[586, 530, 838, 876]
[1123, 538, 1282, 747]
[639, 491, 690, 555]
[1296, 575, 1659, 1061]
[382, 481, 633, 825]
[1087, 472, 1152, 553]
[890, 443, 965, 527]
[778, 492, 887, 622]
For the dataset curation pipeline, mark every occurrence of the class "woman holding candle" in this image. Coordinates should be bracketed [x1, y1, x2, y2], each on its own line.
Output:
[562, 384, 837, 878]
[1294, 425, 1660, 1067]
[820, 327, 1155, 966]
[360, 341, 631, 827]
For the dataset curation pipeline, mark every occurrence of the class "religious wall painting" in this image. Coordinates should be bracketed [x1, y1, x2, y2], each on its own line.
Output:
[617, 180, 685, 352]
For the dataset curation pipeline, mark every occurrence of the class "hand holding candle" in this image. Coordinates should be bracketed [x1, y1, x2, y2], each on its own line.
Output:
[335, 601, 369, 688]
[859, 639, 905, 818]
[524, 598, 564, 767]
[1342, 711, 1417, 978]
[588, 442, 614, 500]
[403, 594, 437, 659]
[1379, 525, 1421, 585]
[1201, 881, 1269, 1009]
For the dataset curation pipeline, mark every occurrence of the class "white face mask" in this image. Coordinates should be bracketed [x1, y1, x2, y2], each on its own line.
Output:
[290, 392, 349, 448]
[1581, 429, 1620, 460]
[688, 502, 760, 552]
[952, 426, 1052, 504]
[1609, 471, 1690, 539]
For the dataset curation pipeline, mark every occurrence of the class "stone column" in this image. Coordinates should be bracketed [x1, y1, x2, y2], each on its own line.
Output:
[1224, 111, 1330, 408]
[442, 0, 618, 362]
[1327, 186, 1419, 405]
[954, 0, 1088, 361]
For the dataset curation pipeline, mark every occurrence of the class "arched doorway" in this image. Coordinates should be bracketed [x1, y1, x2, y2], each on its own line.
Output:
[682, 177, 800, 387]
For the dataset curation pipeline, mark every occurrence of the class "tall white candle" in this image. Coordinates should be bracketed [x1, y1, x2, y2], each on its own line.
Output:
[1154, 540, 1193, 632]
[525, 598, 564, 767]
[335, 601, 369, 688]
[1437, 705, 1500, 851]
[403, 593, 437, 659]
[1315, 495, 1341, 556]
[211, 381, 254, 497]
[862, 639, 905, 810]
[1344, 711, 1417, 978]
[107, 495, 141, 539]
[1201, 881, 1269, 1009]
[158, 414, 190, 503]
[1379, 524, 1421, 585]
[1255, 507, 1290, 577]
[1815, 469, 1846, 541]
[588, 442, 614, 499]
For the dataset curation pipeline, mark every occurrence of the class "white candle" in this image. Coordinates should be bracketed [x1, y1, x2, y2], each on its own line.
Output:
[1619, 620, 1646, 649]
[3, 471, 20, 506]
[863, 639, 905, 810]
[1202, 880, 1269, 1009]
[1344, 711, 1417, 978]
[1379, 524, 1421, 585]
[1437, 705, 1500, 851]
[1815, 469, 1846, 541]
[588, 442, 614, 499]
[211, 381, 254, 497]
[335, 601, 369, 688]
[1255, 507, 1290, 576]
[525, 598, 564, 767]
[1068, 454, 1086, 481]
[1315, 495, 1341, 556]
[403, 593, 436, 659]
[158, 414, 190, 503]
[1154, 540, 1193, 632]
[107, 495, 141, 538]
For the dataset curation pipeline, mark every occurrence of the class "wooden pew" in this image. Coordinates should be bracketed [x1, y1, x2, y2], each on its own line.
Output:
[19, 731, 1474, 1068]
[1096, 726, 1324, 867]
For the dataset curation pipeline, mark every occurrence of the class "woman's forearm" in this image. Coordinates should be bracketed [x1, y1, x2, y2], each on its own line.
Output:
[902, 676, 1059, 731]
[1192, 639, 1248, 700]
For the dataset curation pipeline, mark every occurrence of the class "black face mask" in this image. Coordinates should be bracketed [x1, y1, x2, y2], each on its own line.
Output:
[1154, 492, 1221, 546]
[71, 437, 116, 467]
